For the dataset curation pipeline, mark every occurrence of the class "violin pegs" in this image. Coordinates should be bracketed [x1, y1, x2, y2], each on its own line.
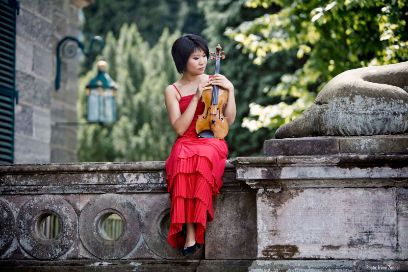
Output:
[210, 44, 226, 60]
[210, 52, 215, 60]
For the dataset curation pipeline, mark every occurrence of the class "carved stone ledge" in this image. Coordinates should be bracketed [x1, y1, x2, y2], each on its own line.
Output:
[264, 135, 408, 156]
[232, 155, 408, 189]
[249, 260, 408, 271]
[0, 161, 240, 194]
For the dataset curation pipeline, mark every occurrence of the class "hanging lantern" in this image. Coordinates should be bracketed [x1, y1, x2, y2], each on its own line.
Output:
[85, 60, 118, 124]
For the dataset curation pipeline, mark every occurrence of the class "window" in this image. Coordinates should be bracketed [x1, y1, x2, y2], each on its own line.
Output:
[0, 0, 19, 164]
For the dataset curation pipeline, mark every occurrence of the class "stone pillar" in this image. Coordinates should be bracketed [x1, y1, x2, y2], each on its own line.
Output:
[235, 135, 408, 271]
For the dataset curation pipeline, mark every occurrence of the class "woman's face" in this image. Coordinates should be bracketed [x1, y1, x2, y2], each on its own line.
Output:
[185, 48, 207, 75]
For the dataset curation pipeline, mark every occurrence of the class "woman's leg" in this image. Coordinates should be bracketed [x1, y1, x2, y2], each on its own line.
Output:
[184, 223, 196, 247]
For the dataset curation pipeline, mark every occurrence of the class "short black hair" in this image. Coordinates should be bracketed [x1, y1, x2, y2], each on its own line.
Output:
[171, 34, 209, 74]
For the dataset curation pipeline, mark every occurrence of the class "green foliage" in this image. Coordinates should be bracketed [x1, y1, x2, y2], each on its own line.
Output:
[199, 0, 301, 156]
[78, 24, 179, 162]
[226, 0, 408, 133]
[79, 0, 407, 161]
[81, 0, 205, 73]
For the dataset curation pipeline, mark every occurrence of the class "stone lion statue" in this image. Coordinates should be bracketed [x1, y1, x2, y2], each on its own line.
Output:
[275, 61, 408, 139]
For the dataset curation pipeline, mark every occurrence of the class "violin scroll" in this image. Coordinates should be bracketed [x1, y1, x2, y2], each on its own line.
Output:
[210, 44, 225, 62]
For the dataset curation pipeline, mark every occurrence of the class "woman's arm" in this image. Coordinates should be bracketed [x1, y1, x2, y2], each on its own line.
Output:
[211, 74, 236, 125]
[164, 82, 211, 136]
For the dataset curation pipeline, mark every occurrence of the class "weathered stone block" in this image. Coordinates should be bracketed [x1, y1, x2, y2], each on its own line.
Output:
[263, 135, 408, 156]
[20, 0, 39, 14]
[16, 36, 33, 74]
[205, 192, 257, 259]
[14, 135, 50, 163]
[249, 260, 354, 271]
[257, 188, 398, 260]
[397, 188, 408, 259]
[264, 137, 339, 156]
[197, 260, 253, 272]
[56, 73, 79, 106]
[33, 78, 52, 108]
[15, 104, 33, 137]
[339, 135, 408, 155]
[33, 45, 53, 80]
[38, 0, 61, 20]
[33, 108, 51, 143]
[51, 126, 76, 148]
[0, 260, 200, 271]
[16, 72, 51, 109]
[235, 155, 408, 188]
[16, 71, 35, 104]
[50, 100, 76, 123]
[67, 2, 81, 26]
[249, 260, 408, 271]
[16, 8, 55, 50]
[14, 134, 50, 164]
[0, 162, 167, 191]
[50, 147, 76, 163]
[52, 10, 68, 39]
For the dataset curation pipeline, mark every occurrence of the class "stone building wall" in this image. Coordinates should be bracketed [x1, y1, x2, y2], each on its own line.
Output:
[14, 0, 90, 163]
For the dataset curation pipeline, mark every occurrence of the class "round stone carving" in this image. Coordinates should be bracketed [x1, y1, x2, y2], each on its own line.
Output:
[79, 194, 141, 259]
[0, 199, 16, 256]
[141, 195, 185, 259]
[16, 195, 77, 260]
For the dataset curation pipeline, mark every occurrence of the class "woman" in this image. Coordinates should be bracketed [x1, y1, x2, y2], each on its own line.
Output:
[164, 34, 236, 256]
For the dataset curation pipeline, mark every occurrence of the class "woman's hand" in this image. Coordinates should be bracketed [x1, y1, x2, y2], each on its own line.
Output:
[194, 79, 212, 99]
[212, 74, 236, 125]
[211, 74, 234, 92]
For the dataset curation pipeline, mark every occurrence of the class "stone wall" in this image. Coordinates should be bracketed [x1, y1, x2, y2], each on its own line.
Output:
[0, 135, 407, 271]
[14, 0, 89, 163]
[0, 161, 257, 271]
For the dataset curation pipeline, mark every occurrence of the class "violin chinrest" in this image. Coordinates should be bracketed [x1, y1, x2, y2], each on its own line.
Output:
[198, 130, 214, 138]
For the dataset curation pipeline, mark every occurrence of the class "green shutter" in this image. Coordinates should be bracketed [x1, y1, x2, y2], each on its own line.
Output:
[0, 0, 19, 164]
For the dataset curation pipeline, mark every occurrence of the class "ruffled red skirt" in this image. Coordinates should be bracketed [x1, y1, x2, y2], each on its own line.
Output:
[165, 136, 228, 248]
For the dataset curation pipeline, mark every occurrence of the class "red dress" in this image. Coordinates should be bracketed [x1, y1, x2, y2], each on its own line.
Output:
[165, 84, 228, 248]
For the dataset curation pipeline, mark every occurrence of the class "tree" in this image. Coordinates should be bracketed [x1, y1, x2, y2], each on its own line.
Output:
[78, 24, 179, 161]
[81, 0, 205, 73]
[199, 0, 302, 156]
[226, 0, 408, 133]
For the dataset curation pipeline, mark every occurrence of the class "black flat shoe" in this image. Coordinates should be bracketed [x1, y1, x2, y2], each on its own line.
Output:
[181, 242, 199, 256]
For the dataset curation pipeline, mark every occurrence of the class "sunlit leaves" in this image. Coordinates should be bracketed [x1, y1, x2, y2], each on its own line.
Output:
[231, 0, 407, 133]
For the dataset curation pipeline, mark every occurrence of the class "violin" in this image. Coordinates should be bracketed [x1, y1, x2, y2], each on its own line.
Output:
[196, 44, 229, 139]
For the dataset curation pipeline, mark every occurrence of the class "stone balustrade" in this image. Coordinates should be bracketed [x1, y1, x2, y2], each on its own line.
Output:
[0, 135, 408, 271]
[0, 161, 256, 271]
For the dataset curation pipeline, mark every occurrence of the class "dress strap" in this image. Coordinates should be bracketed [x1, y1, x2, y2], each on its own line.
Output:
[172, 84, 182, 97]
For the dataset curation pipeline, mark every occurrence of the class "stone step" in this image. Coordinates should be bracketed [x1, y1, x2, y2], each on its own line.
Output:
[264, 134, 408, 156]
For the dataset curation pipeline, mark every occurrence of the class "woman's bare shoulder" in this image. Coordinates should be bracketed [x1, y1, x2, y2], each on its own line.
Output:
[165, 83, 177, 93]
[164, 84, 180, 101]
